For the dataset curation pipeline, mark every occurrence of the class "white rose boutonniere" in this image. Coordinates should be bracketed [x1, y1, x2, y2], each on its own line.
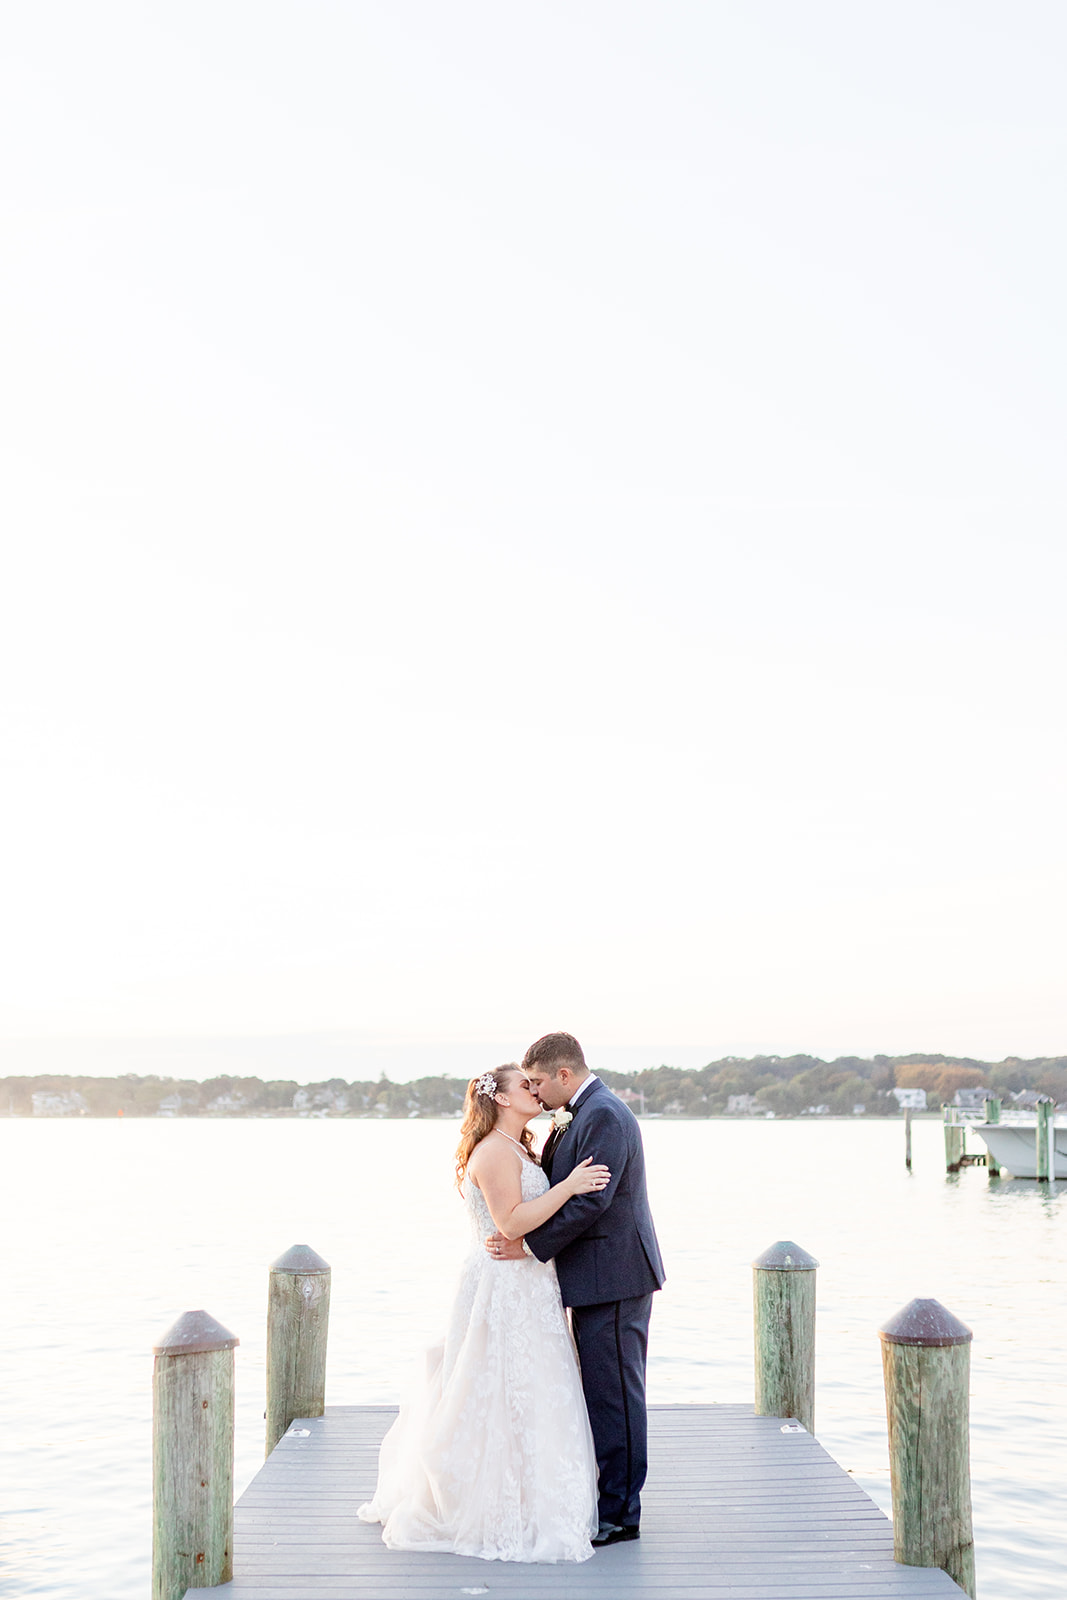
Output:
[552, 1107, 573, 1130]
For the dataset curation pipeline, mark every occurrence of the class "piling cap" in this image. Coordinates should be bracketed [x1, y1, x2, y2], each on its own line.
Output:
[270, 1243, 331, 1274]
[752, 1240, 819, 1271]
[879, 1297, 972, 1347]
[154, 1308, 239, 1356]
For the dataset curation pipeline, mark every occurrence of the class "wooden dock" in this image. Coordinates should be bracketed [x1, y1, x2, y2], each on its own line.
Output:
[187, 1403, 968, 1599]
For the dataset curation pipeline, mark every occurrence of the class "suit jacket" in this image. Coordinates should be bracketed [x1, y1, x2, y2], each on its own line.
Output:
[526, 1078, 665, 1308]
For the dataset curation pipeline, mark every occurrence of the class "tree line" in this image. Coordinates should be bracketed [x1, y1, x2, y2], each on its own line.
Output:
[603, 1053, 1067, 1117]
[2, 1052, 1066, 1119]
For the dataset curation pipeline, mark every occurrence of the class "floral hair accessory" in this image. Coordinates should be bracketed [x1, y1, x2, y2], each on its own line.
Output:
[475, 1073, 498, 1098]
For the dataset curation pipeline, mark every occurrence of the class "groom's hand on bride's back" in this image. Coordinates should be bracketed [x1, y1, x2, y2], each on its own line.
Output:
[485, 1231, 526, 1261]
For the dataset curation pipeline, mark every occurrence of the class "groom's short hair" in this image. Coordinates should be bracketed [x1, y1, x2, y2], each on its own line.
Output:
[522, 1032, 587, 1077]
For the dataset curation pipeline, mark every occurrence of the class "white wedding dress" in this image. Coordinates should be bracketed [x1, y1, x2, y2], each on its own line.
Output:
[358, 1158, 598, 1562]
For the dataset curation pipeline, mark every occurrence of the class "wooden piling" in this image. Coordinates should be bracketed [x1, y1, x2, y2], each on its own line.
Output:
[266, 1244, 331, 1456]
[880, 1297, 975, 1598]
[943, 1107, 965, 1172]
[984, 1096, 1000, 1177]
[752, 1240, 818, 1436]
[1035, 1097, 1054, 1182]
[152, 1309, 238, 1600]
[904, 1105, 913, 1168]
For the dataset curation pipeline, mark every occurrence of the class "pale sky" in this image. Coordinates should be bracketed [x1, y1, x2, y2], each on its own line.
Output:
[2, 2, 1065, 1071]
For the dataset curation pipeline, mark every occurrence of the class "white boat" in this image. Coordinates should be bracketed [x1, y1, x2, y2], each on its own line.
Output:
[968, 1114, 1067, 1179]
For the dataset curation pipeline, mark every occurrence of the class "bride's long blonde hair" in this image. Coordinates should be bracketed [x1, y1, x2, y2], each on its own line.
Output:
[455, 1064, 537, 1191]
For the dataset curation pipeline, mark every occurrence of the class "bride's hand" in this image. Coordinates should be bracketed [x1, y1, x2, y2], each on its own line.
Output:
[563, 1157, 611, 1197]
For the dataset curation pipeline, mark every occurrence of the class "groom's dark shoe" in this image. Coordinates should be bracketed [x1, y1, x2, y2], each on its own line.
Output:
[592, 1522, 640, 1546]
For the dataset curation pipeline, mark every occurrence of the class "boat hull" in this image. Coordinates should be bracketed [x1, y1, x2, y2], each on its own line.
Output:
[971, 1123, 1067, 1179]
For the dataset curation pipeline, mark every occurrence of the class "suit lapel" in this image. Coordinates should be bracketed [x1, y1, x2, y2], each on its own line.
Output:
[542, 1079, 601, 1177]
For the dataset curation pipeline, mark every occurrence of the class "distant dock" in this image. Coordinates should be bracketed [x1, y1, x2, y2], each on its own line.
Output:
[185, 1404, 967, 1600]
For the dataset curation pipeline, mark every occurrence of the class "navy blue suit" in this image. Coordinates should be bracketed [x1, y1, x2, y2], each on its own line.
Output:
[526, 1078, 665, 1527]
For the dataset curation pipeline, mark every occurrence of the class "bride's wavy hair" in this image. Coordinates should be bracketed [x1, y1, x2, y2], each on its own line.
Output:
[454, 1064, 536, 1191]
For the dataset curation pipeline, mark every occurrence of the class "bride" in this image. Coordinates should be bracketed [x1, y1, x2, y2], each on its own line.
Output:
[357, 1064, 611, 1563]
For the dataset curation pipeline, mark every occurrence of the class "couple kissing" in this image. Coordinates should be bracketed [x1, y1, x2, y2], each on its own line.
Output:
[358, 1031, 666, 1563]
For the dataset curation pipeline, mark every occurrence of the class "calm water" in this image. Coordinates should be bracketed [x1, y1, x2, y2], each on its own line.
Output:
[1, 1117, 1064, 1598]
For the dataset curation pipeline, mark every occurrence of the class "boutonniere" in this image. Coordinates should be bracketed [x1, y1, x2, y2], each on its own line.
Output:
[552, 1107, 573, 1130]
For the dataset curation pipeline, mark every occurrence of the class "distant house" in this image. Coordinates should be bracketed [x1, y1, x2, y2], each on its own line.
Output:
[1011, 1090, 1042, 1108]
[953, 1088, 989, 1110]
[726, 1094, 764, 1115]
[852, 1104, 866, 1115]
[293, 1087, 350, 1115]
[206, 1091, 248, 1114]
[157, 1093, 185, 1117]
[891, 1088, 927, 1110]
[31, 1090, 88, 1117]
[613, 1086, 647, 1115]
[802, 1104, 830, 1116]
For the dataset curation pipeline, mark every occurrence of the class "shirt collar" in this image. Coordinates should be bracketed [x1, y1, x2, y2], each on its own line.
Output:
[568, 1073, 598, 1108]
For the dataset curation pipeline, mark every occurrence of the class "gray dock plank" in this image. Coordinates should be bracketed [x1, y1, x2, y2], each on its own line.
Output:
[188, 1405, 967, 1599]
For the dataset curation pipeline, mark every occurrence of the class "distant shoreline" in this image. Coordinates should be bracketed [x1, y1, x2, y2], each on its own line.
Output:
[5, 1053, 1062, 1120]
[0, 1109, 951, 1123]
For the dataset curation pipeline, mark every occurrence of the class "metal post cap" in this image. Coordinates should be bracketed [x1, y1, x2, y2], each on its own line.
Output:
[270, 1243, 331, 1274]
[879, 1297, 972, 1347]
[153, 1308, 239, 1356]
[752, 1240, 819, 1271]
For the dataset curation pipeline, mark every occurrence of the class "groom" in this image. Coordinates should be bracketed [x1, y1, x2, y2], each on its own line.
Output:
[487, 1032, 665, 1546]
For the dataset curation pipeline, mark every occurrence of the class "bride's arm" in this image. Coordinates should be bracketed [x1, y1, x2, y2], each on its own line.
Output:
[469, 1143, 610, 1241]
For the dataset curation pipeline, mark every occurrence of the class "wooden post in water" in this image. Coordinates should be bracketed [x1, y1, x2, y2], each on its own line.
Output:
[752, 1240, 818, 1435]
[1035, 1096, 1054, 1182]
[904, 1105, 912, 1169]
[266, 1244, 331, 1456]
[943, 1106, 965, 1172]
[880, 1298, 975, 1598]
[152, 1309, 238, 1600]
[984, 1095, 1000, 1177]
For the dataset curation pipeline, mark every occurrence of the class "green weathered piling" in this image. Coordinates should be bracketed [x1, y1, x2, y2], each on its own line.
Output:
[752, 1240, 817, 1435]
[880, 1298, 975, 1598]
[984, 1096, 1000, 1177]
[266, 1244, 331, 1456]
[1035, 1097, 1054, 1182]
[943, 1108, 965, 1172]
[904, 1105, 913, 1169]
[152, 1309, 238, 1600]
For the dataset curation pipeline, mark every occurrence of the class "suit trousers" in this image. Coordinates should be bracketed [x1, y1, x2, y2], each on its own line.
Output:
[570, 1292, 653, 1526]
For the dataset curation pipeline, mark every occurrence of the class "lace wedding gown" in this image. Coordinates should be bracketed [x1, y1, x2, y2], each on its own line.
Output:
[358, 1158, 598, 1562]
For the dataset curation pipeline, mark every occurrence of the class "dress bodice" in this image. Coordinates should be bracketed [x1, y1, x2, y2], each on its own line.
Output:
[464, 1154, 548, 1244]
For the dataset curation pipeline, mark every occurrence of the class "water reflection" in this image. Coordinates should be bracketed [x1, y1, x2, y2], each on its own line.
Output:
[982, 1174, 1065, 1212]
